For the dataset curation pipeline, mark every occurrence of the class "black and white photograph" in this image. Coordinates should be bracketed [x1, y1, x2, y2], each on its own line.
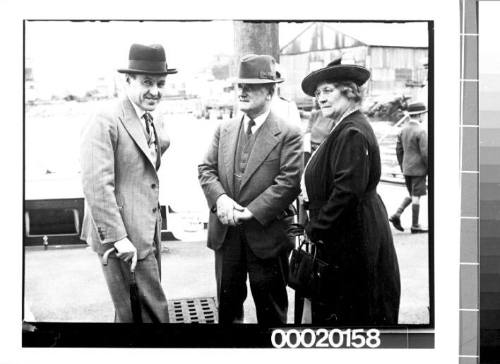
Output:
[21, 19, 433, 347]
[0, 0, 468, 362]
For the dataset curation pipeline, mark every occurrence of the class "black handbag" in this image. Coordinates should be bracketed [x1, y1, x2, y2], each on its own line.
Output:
[288, 236, 331, 300]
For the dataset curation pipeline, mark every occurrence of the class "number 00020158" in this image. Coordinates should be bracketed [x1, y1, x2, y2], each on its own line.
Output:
[271, 328, 381, 349]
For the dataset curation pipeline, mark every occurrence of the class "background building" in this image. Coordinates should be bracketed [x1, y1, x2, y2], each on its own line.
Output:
[279, 22, 428, 109]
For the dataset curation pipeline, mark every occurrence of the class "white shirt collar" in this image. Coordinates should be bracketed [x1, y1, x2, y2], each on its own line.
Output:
[243, 107, 271, 134]
[127, 94, 154, 129]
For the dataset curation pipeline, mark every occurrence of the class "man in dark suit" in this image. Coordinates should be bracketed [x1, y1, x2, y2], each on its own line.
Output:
[80, 43, 176, 322]
[389, 102, 429, 234]
[198, 54, 303, 324]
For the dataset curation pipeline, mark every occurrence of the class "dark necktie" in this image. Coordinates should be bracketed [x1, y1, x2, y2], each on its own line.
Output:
[247, 118, 255, 136]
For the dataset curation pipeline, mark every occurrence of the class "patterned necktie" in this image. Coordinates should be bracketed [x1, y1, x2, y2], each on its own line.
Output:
[142, 112, 161, 170]
[143, 112, 154, 143]
[247, 118, 255, 136]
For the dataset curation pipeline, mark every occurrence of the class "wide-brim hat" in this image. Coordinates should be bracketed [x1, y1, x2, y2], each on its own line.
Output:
[407, 101, 427, 115]
[234, 54, 283, 84]
[301, 58, 370, 97]
[118, 43, 177, 75]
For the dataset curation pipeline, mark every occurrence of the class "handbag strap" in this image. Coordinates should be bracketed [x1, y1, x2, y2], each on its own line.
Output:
[298, 237, 319, 261]
[288, 223, 305, 237]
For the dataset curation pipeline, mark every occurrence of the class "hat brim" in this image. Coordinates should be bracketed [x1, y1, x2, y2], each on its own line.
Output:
[301, 65, 370, 97]
[117, 68, 178, 75]
[233, 77, 284, 84]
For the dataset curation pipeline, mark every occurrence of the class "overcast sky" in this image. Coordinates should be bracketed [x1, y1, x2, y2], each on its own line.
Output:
[25, 20, 427, 95]
[26, 21, 235, 94]
[26, 21, 309, 89]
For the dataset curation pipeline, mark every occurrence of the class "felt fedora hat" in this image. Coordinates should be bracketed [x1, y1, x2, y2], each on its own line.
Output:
[301, 58, 370, 97]
[407, 102, 427, 115]
[234, 54, 283, 84]
[118, 43, 177, 75]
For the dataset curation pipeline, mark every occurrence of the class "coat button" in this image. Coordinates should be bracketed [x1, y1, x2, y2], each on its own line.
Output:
[151, 183, 156, 189]
[152, 207, 157, 213]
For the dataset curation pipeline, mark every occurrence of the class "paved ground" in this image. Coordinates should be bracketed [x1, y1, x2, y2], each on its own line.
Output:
[24, 182, 429, 325]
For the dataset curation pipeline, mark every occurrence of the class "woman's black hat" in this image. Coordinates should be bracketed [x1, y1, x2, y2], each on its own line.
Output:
[301, 58, 370, 97]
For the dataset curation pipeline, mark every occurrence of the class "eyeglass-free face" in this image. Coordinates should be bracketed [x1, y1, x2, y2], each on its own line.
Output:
[237, 83, 272, 118]
[127, 74, 167, 112]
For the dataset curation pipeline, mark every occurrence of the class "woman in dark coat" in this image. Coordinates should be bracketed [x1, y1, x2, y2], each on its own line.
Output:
[301, 59, 400, 325]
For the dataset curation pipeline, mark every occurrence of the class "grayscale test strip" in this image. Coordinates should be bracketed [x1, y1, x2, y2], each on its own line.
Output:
[477, 1, 500, 363]
[460, 0, 480, 363]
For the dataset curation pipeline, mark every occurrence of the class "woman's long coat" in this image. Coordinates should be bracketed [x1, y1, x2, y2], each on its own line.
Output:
[304, 110, 401, 325]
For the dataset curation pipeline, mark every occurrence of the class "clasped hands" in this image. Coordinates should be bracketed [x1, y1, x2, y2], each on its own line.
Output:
[216, 194, 253, 226]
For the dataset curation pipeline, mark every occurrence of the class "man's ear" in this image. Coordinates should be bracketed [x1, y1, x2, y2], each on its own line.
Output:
[125, 74, 135, 84]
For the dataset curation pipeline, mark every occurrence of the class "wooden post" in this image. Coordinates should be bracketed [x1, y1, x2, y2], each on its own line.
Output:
[233, 21, 280, 61]
[232, 21, 280, 78]
[231, 21, 280, 112]
[233, 21, 307, 324]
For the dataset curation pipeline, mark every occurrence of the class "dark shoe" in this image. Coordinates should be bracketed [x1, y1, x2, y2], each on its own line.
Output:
[411, 225, 428, 234]
[389, 215, 404, 232]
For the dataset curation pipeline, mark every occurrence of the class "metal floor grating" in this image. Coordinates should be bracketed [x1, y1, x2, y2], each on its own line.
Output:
[168, 297, 218, 323]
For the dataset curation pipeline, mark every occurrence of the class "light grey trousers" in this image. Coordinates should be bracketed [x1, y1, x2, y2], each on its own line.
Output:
[100, 250, 169, 323]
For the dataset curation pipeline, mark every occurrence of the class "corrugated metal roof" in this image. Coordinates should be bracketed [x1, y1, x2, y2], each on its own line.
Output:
[327, 22, 428, 48]
[281, 22, 428, 55]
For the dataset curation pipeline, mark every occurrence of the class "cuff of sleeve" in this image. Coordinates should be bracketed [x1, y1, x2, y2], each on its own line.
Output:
[211, 192, 228, 213]
[101, 232, 128, 245]
[208, 186, 227, 208]
[246, 204, 268, 226]
[113, 236, 129, 247]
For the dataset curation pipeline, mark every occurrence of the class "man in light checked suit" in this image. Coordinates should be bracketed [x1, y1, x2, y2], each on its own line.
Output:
[80, 43, 176, 322]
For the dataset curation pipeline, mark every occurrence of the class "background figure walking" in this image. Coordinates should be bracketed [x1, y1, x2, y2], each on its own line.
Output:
[389, 101, 429, 234]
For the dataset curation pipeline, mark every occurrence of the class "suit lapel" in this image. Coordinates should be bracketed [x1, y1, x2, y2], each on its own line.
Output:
[240, 112, 280, 190]
[221, 116, 243, 197]
[151, 121, 161, 170]
[119, 97, 156, 170]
